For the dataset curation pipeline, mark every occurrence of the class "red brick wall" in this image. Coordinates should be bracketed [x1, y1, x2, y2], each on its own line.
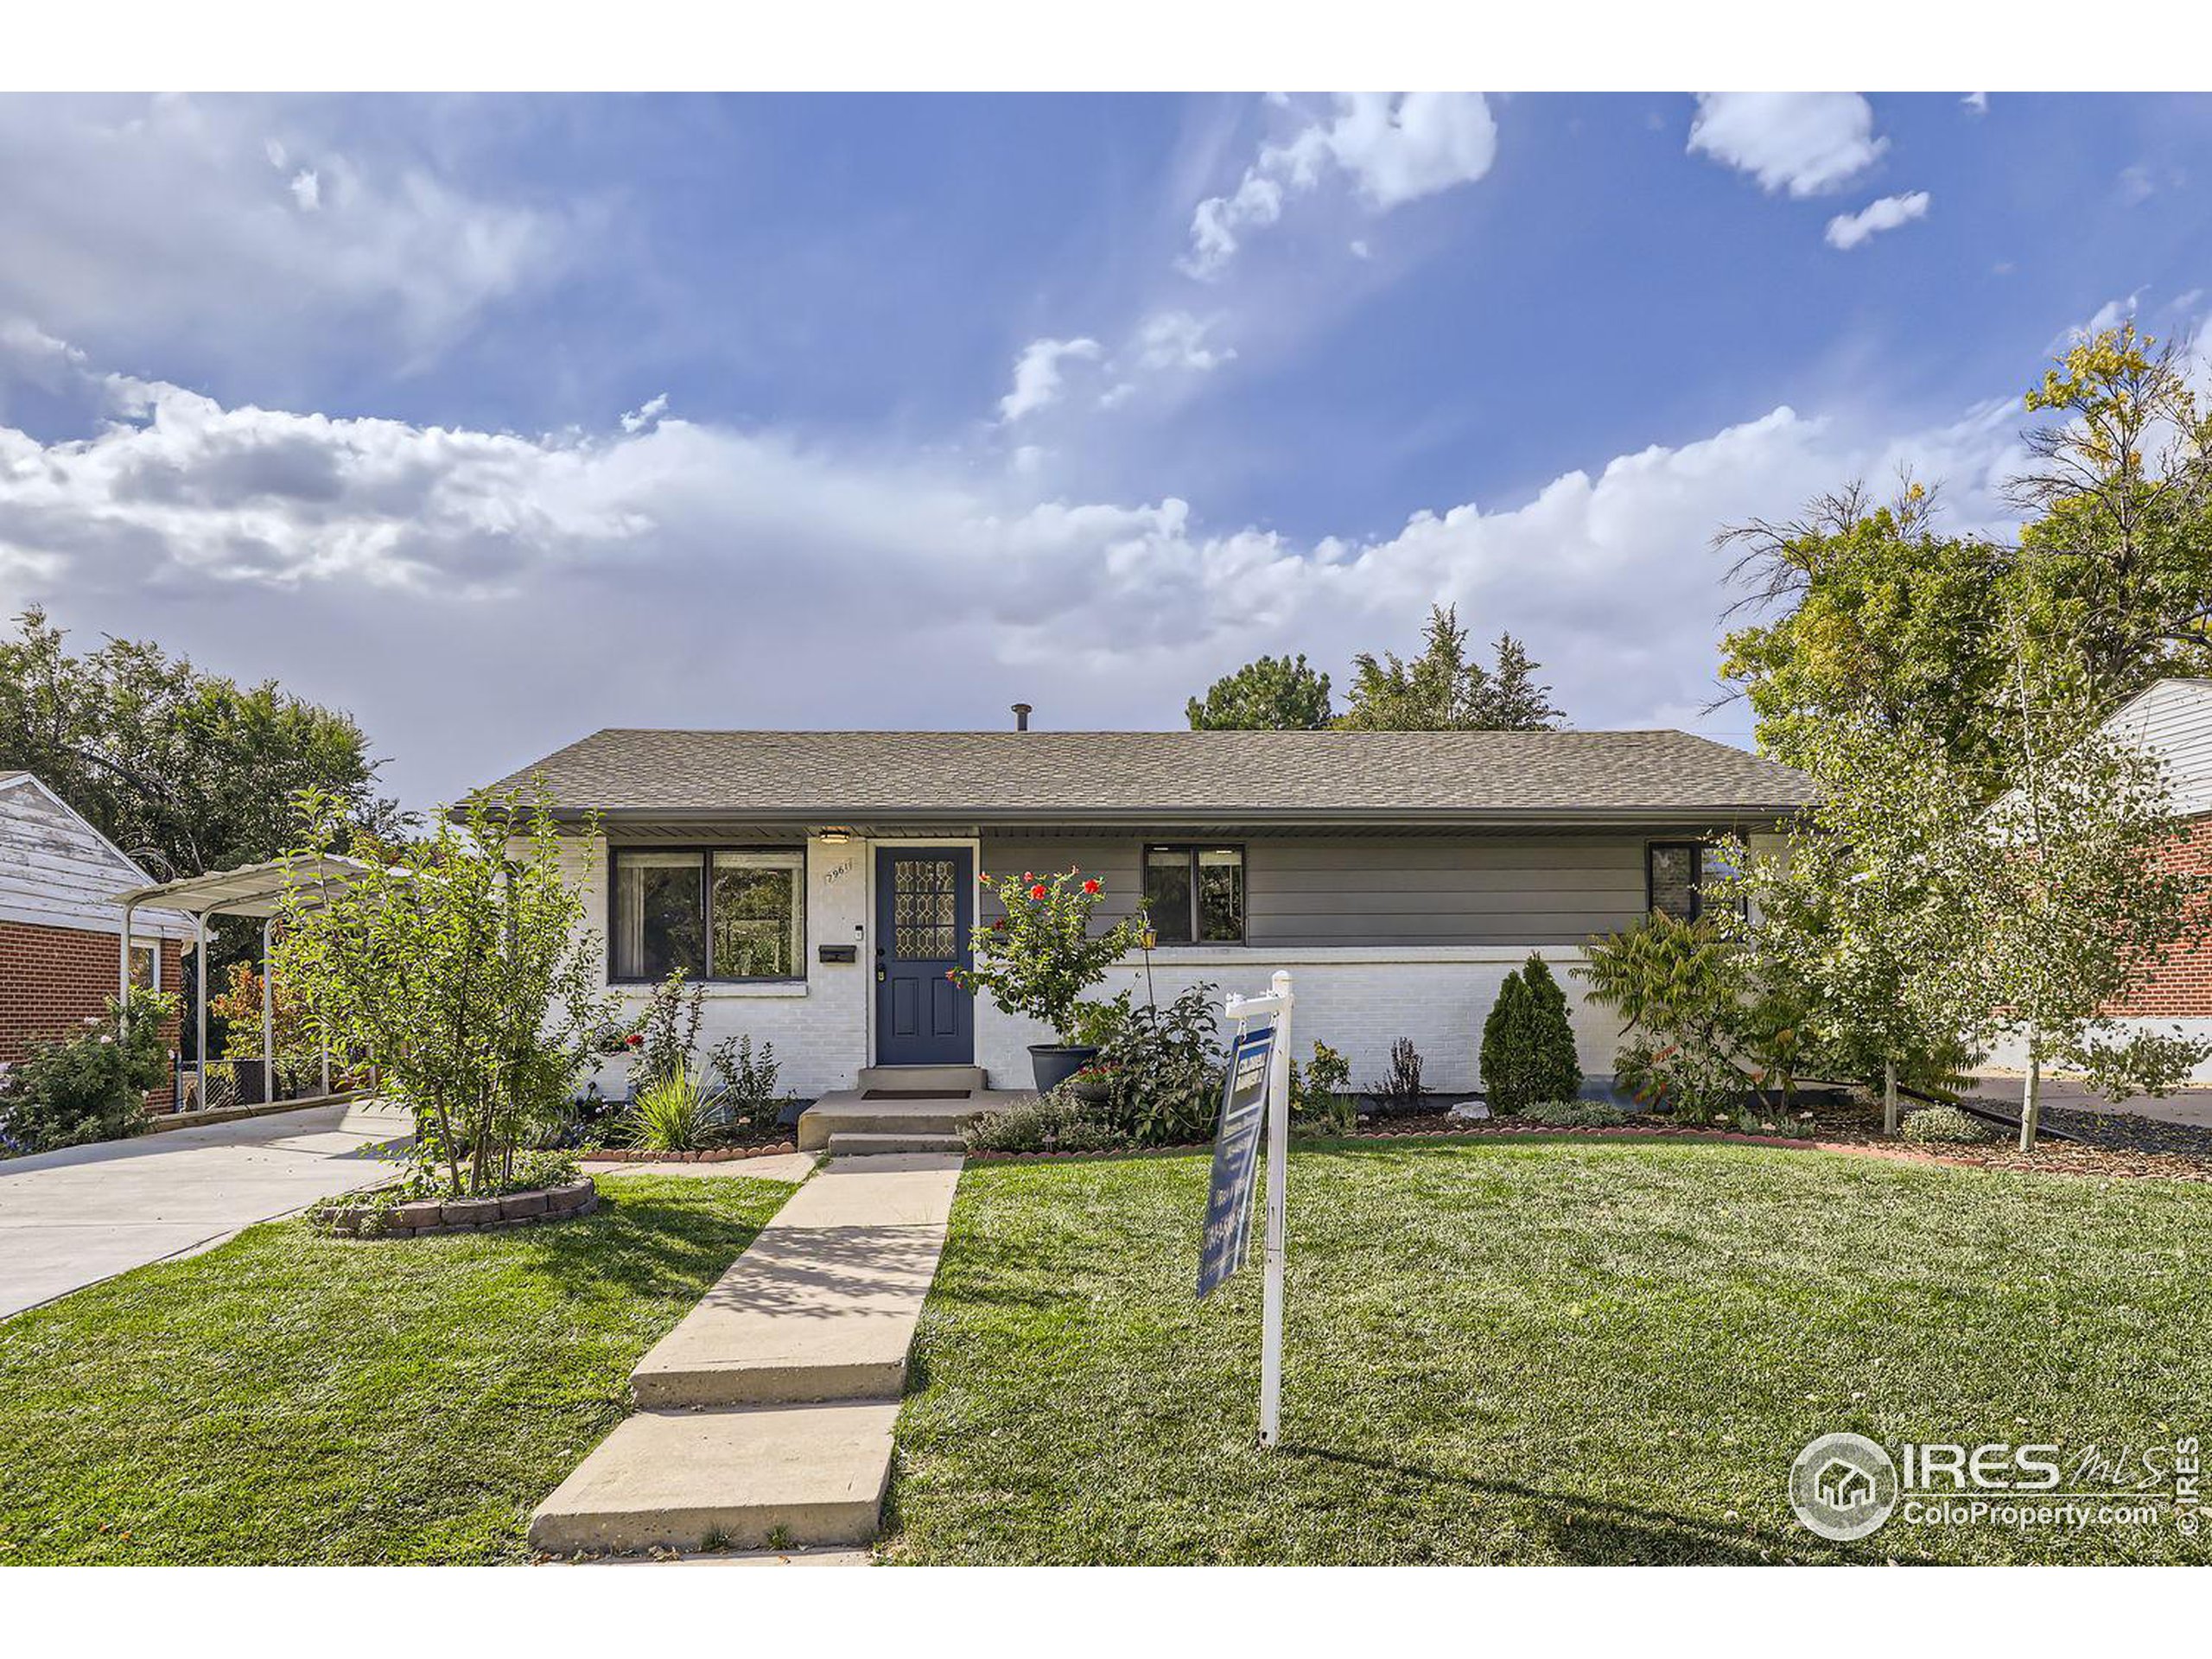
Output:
[2113, 816, 2212, 1018]
[0, 920, 183, 1109]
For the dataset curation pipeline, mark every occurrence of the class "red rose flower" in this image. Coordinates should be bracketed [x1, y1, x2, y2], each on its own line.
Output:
[944, 968, 958, 982]
[993, 918, 1007, 931]
[625, 1033, 643, 1048]
[1029, 883, 1048, 900]
[1082, 878, 1102, 894]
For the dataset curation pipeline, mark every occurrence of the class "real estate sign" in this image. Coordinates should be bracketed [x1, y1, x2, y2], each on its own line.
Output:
[1198, 1019, 1275, 1300]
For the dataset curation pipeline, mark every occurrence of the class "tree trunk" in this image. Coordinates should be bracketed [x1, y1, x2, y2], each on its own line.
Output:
[2019, 1048, 2042, 1153]
[1883, 1057, 1899, 1136]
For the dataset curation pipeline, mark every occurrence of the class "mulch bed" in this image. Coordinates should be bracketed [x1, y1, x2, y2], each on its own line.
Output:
[968, 1103, 2212, 1183]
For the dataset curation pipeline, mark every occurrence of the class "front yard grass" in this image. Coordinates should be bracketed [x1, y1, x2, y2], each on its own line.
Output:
[0, 1172, 791, 1565]
[887, 1140, 2212, 1564]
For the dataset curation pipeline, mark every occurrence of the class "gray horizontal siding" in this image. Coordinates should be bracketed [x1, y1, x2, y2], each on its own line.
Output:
[982, 831, 1662, 948]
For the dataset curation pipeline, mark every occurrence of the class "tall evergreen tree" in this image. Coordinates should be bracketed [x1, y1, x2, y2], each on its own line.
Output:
[1340, 605, 1565, 731]
[1185, 652, 1334, 729]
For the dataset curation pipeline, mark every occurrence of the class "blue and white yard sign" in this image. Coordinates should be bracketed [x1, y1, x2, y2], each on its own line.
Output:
[1197, 1019, 1274, 1298]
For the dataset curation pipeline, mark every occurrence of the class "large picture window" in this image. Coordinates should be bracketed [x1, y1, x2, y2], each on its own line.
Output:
[1144, 845, 1245, 944]
[612, 848, 805, 981]
[1646, 841, 1739, 924]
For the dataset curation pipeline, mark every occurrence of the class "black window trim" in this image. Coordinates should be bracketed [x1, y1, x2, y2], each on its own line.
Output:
[607, 843, 808, 984]
[1645, 838, 1738, 924]
[1142, 842, 1249, 945]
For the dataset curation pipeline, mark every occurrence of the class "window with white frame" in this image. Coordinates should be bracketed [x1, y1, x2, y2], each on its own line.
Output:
[611, 848, 805, 981]
[128, 942, 159, 990]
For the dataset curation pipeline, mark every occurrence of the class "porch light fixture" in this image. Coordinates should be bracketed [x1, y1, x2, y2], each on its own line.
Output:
[816, 827, 853, 843]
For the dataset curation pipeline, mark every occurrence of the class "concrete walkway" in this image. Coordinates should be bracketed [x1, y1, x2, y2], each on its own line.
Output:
[0, 1097, 410, 1320]
[1967, 1073, 2212, 1129]
[531, 1152, 962, 1558]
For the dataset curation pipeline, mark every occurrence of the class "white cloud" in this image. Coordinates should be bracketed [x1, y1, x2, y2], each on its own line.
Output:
[1131, 311, 1234, 374]
[1962, 92, 1989, 115]
[1823, 191, 1931, 251]
[1688, 92, 1888, 197]
[0, 326, 2058, 810]
[620, 392, 670, 434]
[1183, 92, 1497, 276]
[0, 95, 572, 370]
[998, 336, 1103, 422]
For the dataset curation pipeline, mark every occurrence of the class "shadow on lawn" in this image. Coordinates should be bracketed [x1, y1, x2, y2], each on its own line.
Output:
[1274, 1442, 1922, 1566]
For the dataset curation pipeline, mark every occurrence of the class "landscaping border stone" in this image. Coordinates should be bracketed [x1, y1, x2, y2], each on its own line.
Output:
[313, 1179, 599, 1238]
[963, 1121, 2212, 1182]
[581, 1142, 798, 1163]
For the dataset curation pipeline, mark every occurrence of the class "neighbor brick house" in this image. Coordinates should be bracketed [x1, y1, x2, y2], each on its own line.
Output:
[0, 771, 194, 1106]
[479, 722, 1815, 1099]
[2086, 678, 2212, 1074]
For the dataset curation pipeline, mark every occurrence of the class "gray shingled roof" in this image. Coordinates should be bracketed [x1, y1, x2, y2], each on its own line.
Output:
[481, 728, 1814, 823]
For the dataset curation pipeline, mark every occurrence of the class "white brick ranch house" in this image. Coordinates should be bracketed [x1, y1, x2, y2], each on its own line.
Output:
[480, 725, 1815, 1099]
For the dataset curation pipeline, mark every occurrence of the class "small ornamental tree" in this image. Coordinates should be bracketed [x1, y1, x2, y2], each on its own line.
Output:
[1479, 954, 1583, 1113]
[1963, 653, 2211, 1149]
[955, 868, 1147, 1043]
[209, 960, 323, 1097]
[1711, 713, 1990, 1134]
[275, 782, 620, 1197]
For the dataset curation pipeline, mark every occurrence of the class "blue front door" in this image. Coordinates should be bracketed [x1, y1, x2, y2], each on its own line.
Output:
[874, 847, 975, 1065]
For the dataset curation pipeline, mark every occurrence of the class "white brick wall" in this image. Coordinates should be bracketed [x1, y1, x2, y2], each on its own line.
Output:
[976, 944, 1625, 1095]
[557, 833, 872, 1100]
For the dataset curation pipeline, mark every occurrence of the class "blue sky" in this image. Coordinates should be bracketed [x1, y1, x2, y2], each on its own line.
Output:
[0, 91, 2207, 808]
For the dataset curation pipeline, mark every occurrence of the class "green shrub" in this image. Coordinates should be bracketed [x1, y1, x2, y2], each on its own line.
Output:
[0, 991, 176, 1154]
[1292, 1039, 1356, 1135]
[622, 1069, 722, 1151]
[963, 1090, 1127, 1154]
[632, 969, 705, 1096]
[1480, 953, 1583, 1114]
[1369, 1038, 1426, 1115]
[1081, 984, 1226, 1147]
[1516, 1099, 1631, 1128]
[1900, 1103, 1999, 1146]
[707, 1033, 785, 1132]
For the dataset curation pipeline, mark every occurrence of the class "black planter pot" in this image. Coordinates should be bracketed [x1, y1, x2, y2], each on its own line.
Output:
[1028, 1043, 1100, 1094]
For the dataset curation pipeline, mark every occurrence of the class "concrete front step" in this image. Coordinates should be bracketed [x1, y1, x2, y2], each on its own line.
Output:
[799, 1089, 1022, 1150]
[855, 1064, 988, 1093]
[528, 1402, 898, 1554]
[828, 1132, 966, 1157]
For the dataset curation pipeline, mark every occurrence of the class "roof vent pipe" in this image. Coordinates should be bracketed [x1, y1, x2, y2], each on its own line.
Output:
[1012, 702, 1033, 732]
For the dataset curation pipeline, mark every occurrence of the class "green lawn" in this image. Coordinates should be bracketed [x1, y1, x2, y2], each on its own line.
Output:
[0, 1173, 791, 1565]
[887, 1140, 2212, 1564]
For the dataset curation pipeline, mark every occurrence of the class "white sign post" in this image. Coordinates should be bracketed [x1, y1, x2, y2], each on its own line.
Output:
[1212, 969, 1294, 1448]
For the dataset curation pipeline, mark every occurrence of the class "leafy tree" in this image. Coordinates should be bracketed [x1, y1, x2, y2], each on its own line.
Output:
[1478, 953, 1583, 1113]
[0, 606, 408, 880]
[2009, 321, 2212, 709]
[274, 785, 618, 1198]
[1711, 713, 1991, 1133]
[1719, 327, 2212, 787]
[1717, 485, 2016, 787]
[1185, 652, 1335, 729]
[208, 960, 324, 1095]
[1340, 606, 1566, 731]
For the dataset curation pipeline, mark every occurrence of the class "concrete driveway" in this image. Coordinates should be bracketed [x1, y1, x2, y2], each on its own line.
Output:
[0, 1098, 410, 1320]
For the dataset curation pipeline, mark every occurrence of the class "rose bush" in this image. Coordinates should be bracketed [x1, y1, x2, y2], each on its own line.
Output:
[952, 868, 1147, 1042]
